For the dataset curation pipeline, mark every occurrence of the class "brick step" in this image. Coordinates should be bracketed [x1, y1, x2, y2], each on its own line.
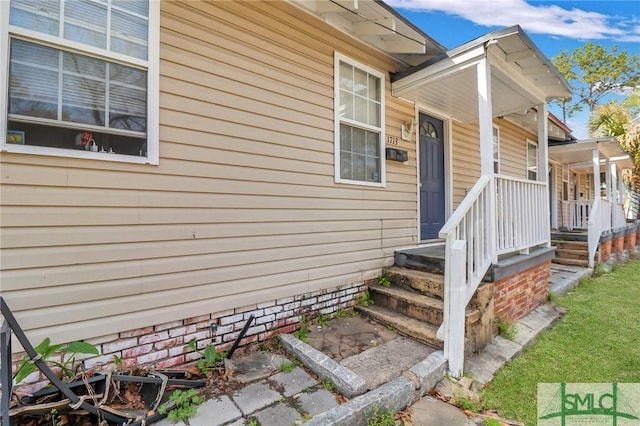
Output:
[552, 257, 589, 267]
[384, 266, 444, 299]
[552, 240, 588, 250]
[356, 305, 443, 349]
[368, 285, 444, 326]
[554, 248, 589, 261]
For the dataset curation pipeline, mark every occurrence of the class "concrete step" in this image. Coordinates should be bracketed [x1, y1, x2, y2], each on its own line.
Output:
[368, 285, 444, 326]
[555, 248, 589, 261]
[356, 305, 443, 349]
[552, 257, 589, 267]
[384, 266, 444, 299]
[552, 240, 589, 250]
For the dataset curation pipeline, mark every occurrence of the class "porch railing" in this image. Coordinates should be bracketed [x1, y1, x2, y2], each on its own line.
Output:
[438, 174, 548, 377]
[612, 202, 627, 230]
[587, 198, 611, 268]
[562, 200, 591, 230]
[495, 176, 549, 254]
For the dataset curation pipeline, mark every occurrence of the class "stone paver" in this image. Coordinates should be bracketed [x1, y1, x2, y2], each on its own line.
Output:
[155, 395, 242, 426]
[410, 396, 471, 426]
[253, 403, 302, 426]
[296, 388, 339, 416]
[269, 366, 317, 397]
[231, 381, 281, 415]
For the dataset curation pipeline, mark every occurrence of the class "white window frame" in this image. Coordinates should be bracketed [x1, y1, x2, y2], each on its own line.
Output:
[334, 52, 385, 187]
[492, 125, 500, 174]
[526, 139, 538, 181]
[0, 0, 159, 165]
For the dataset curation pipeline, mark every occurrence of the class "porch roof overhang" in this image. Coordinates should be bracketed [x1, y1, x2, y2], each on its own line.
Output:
[288, 0, 446, 66]
[390, 26, 572, 123]
[549, 137, 634, 170]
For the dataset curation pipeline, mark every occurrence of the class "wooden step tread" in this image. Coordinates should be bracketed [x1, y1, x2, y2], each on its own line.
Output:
[552, 258, 589, 267]
[356, 305, 442, 349]
[385, 266, 444, 282]
[368, 285, 444, 310]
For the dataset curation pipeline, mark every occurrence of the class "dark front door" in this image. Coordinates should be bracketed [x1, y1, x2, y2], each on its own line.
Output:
[419, 113, 446, 240]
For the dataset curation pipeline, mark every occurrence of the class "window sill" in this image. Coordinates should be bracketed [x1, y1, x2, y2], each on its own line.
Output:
[335, 178, 386, 188]
[1, 143, 158, 165]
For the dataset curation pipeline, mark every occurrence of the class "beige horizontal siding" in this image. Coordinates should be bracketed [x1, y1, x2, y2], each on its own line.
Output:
[0, 0, 418, 345]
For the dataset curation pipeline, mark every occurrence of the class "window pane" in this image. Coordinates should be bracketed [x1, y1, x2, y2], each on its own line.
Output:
[62, 53, 106, 126]
[340, 152, 352, 180]
[112, 0, 149, 17]
[111, 9, 148, 59]
[339, 90, 353, 119]
[368, 100, 380, 127]
[109, 63, 147, 131]
[366, 132, 379, 156]
[369, 74, 380, 101]
[339, 62, 353, 91]
[10, 0, 60, 36]
[354, 95, 367, 123]
[352, 154, 366, 181]
[340, 123, 351, 151]
[352, 127, 366, 154]
[354, 68, 367, 96]
[366, 156, 380, 182]
[64, 0, 108, 49]
[9, 40, 59, 119]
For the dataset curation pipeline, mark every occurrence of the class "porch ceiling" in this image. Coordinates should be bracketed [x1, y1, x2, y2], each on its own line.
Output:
[549, 138, 634, 169]
[288, 0, 446, 65]
[391, 26, 571, 123]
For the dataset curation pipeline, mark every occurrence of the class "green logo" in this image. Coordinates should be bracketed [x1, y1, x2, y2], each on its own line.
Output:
[538, 383, 640, 425]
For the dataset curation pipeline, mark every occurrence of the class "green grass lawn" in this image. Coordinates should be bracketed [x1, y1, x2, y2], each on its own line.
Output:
[481, 261, 640, 425]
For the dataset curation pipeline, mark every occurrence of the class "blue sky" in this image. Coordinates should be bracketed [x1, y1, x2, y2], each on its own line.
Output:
[387, 0, 640, 139]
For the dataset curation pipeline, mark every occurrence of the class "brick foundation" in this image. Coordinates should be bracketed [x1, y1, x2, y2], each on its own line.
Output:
[613, 231, 625, 262]
[493, 260, 551, 322]
[10, 282, 366, 394]
[599, 238, 612, 263]
[626, 225, 638, 259]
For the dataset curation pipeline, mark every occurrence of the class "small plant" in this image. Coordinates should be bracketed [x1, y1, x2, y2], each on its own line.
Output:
[158, 388, 202, 425]
[112, 354, 122, 368]
[356, 290, 373, 307]
[334, 308, 356, 318]
[294, 316, 310, 342]
[247, 418, 259, 426]
[316, 313, 330, 328]
[49, 409, 63, 426]
[184, 338, 226, 374]
[366, 407, 395, 426]
[321, 378, 336, 392]
[497, 318, 517, 341]
[454, 393, 483, 413]
[548, 291, 560, 303]
[593, 263, 607, 277]
[278, 361, 296, 373]
[484, 418, 502, 426]
[377, 272, 391, 287]
[14, 338, 99, 384]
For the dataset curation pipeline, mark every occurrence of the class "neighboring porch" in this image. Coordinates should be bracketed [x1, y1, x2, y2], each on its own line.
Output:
[549, 137, 634, 267]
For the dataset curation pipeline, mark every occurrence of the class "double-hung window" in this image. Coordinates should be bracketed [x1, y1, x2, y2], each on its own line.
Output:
[1, 0, 159, 164]
[334, 53, 385, 185]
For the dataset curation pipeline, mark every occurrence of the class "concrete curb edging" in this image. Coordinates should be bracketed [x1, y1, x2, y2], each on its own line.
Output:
[549, 267, 593, 296]
[280, 332, 447, 425]
[278, 333, 367, 398]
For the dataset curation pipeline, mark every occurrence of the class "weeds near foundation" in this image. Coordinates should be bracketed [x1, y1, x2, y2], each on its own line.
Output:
[484, 418, 502, 426]
[548, 291, 560, 303]
[376, 272, 391, 287]
[497, 318, 517, 341]
[294, 316, 310, 342]
[184, 338, 226, 374]
[14, 338, 99, 384]
[316, 313, 330, 328]
[158, 389, 202, 425]
[453, 393, 483, 413]
[365, 407, 395, 426]
[356, 290, 374, 307]
[333, 308, 356, 318]
[592, 263, 607, 277]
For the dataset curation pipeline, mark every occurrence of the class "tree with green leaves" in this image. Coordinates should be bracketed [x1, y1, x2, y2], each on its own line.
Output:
[552, 43, 640, 123]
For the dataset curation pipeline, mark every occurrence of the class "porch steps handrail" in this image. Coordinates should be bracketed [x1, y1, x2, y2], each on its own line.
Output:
[587, 198, 611, 268]
[612, 202, 626, 230]
[437, 174, 494, 377]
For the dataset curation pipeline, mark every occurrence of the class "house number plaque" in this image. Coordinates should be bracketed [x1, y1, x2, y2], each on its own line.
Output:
[387, 136, 398, 145]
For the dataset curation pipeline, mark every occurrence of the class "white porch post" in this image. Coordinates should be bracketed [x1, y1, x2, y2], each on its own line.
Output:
[476, 57, 496, 259]
[606, 158, 613, 201]
[537, 104, 550, 245]
[477, 58, 494, 177]
[611, 163, 618, 204]
[593, 149, 601, 198]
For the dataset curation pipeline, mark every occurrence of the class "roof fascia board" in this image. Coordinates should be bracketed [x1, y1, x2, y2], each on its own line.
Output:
[392, 44, 486, 95]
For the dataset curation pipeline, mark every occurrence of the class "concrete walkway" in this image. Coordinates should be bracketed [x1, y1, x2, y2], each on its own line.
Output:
[157, 264, 589, 426]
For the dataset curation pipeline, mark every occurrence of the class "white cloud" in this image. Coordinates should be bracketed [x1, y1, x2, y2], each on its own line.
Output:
[387, 0, 638, 41]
